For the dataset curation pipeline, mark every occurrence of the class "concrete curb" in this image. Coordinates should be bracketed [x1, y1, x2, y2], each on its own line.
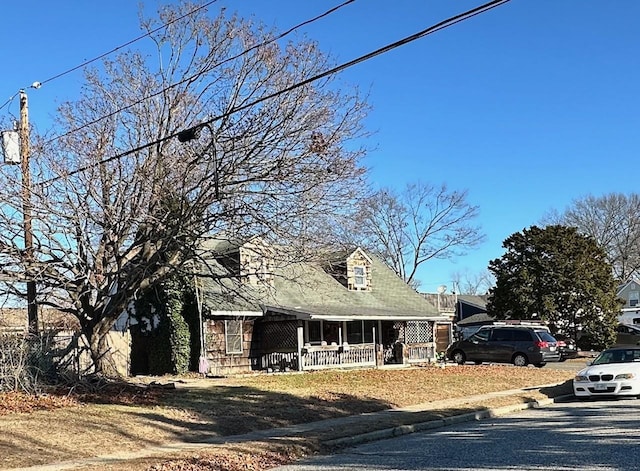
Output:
[323, 394, 573, 448]
[8, 389, 574, 470]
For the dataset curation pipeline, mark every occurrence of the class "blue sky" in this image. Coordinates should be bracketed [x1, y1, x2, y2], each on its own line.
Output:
[1, 1, 639, 293]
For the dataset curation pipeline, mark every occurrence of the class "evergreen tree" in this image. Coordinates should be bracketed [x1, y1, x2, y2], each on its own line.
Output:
[487, 225, 622, 349]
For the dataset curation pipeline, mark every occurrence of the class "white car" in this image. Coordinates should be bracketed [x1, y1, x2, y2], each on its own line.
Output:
[574, 347, 640, 399]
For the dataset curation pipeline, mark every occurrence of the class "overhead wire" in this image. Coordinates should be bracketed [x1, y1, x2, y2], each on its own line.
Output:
[42, 0, 356, 147]
[36, 0, 510, 186]
[0, 0, 219, 114]
[37, 0, 219, 87]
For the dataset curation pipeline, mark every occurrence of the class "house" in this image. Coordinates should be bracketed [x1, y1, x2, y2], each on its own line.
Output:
[617, 278, 640, 325]
[197, 238, 451, 375]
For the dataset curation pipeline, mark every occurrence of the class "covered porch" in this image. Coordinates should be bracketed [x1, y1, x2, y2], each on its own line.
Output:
[255, 305, 451, 372]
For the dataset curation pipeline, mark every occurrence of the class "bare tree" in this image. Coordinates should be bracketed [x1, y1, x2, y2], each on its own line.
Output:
[451, 269, 494, 295]
[354, 182, 484, 287]
[544, 193, 640, 281]
[0, 2, 369, 375]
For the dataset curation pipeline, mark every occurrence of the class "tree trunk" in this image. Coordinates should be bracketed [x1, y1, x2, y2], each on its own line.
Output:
[87, 322, 123, 378]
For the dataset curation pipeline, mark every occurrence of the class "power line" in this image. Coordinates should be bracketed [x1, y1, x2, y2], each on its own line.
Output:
[0, 0, 219, 114]
[36, 0, 510, 186]
[38, 0, 220, 87]
[42, 0, 356, 147]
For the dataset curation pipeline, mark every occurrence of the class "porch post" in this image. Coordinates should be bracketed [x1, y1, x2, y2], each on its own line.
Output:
[296, 322, 304, 371]
[376, 320, 383, 367]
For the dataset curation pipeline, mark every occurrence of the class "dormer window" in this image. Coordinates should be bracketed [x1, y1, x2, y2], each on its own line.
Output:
[325, 247, 372, 291]
[353, 266, 367, 288]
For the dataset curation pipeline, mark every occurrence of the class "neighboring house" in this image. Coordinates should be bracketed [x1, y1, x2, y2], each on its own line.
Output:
[421, 293, 488, 323]
[618, 278, 640, 325]
[455, 295, 488, 322]
[197, 238, 450, 375]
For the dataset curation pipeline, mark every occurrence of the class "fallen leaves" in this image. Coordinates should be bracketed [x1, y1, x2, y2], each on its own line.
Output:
[0, 391, 78, 415]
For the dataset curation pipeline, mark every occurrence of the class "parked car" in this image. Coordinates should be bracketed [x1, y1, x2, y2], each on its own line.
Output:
[554, 334, 578, 361]
[445, 325, 561, 367]
[616, 324, 640, 346]
[573, 346, 640, 399]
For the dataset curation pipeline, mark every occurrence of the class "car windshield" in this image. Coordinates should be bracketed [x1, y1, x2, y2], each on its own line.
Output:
[592, 349, 640, 365]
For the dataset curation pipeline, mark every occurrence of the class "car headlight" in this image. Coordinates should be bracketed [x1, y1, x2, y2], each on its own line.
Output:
[574, 375, 589, 382]
[615, 373, 636, 380]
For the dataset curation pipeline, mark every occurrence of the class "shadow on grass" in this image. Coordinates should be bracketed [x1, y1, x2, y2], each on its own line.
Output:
[130, 385, 395, 439]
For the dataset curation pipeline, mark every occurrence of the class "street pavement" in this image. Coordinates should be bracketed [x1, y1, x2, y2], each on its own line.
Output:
[272, 398, 640, 470]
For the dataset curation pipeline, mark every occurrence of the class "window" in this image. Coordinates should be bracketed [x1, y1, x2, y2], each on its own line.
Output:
[513, 329, 533, 341]
[225, 320, 243, 354]
[347, 321, 363, 344]
[470, 329, 490, 342]
[353, 266, 366, 288]
[346, 320, 376, 344]
[307, 321, 322, 344]
[363, 320, 375, 343]
[630, 291, 639, 307]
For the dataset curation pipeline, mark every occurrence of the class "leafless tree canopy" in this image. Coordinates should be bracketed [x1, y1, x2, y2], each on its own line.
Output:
[545, 193, 640, 281]
[352, 182, 485, 287]
[0, 2, 369, 374]
[451, 269, 494, 295]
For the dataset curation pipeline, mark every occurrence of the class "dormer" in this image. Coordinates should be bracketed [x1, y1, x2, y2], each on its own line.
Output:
[325, 247, 372, 291]
[238, 240, 275, 286]
[212, 236, 275, 287]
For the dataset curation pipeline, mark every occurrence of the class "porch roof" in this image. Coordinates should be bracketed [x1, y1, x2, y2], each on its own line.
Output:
[263, 304, 449, 322]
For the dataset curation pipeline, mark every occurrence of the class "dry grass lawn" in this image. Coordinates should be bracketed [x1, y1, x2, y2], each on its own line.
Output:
[0, 363, 578, 470]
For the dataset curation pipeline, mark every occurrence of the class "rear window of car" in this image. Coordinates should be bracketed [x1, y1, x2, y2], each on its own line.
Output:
[536, 331, 556, 342]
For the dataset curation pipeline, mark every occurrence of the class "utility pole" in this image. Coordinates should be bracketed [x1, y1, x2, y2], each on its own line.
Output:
[19, 90, 38, 336]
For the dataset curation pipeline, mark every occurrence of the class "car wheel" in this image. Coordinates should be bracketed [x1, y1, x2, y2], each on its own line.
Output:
[534, 362, 546, 368]
[513, 353, 528, 367]
[559, 357, 567, 363]
[452, 350, 466, 365]
[474, 360, 482, 365]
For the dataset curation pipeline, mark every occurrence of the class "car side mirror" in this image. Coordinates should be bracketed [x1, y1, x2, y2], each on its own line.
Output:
[586, 361, 592, 366]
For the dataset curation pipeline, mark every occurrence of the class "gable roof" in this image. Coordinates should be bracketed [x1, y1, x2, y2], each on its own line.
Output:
[457, 294, 488, 310]
[197, 243, 444, 321]
[618, 278, 640, 295]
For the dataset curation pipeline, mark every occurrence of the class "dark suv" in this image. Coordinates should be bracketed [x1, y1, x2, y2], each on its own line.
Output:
[446, 326, 561, 367]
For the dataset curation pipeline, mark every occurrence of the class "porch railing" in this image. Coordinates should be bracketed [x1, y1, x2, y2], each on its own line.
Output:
[301, 344, 376, 370]
[406, 342, 436, 363]
[258, 342, 433, 372]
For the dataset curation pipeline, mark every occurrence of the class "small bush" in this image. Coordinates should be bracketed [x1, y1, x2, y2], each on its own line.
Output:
[0, 333, 59, 393]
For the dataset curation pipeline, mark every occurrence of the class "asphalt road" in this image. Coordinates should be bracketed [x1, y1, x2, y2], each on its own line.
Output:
[273, 398, 640, 470]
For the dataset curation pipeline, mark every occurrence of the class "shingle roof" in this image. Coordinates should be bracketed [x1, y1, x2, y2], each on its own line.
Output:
[197, 244, 443, 321]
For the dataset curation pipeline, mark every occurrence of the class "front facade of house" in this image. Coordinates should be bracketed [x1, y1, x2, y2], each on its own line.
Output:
[198, 239, 450, 375]
[618, 278, 640, 325]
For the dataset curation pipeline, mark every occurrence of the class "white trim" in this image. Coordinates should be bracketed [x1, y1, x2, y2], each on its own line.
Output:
[209, 310, 263, 317]
[353, 265, 367, 288]
[348, 247, 373, 264]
